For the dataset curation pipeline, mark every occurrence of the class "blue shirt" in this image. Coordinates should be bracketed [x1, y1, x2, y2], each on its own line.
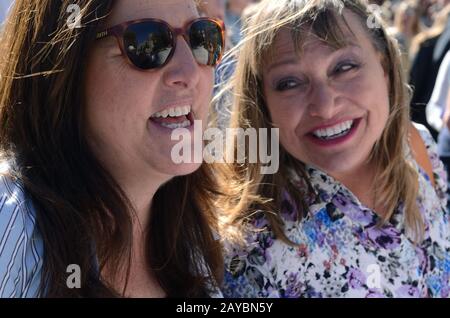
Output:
[0, 168, 43, 298]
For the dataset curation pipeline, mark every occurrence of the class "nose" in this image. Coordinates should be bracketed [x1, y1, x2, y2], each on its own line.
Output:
[307, 80, 339, 119]
[162, 36, 200, 89]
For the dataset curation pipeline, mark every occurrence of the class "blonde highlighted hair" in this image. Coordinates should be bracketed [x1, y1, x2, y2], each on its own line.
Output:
[215, 0, 424, 245]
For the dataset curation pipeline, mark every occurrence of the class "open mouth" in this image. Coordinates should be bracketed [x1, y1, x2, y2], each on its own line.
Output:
[150, 105, 194, 129]
[308, 118, 361, 145]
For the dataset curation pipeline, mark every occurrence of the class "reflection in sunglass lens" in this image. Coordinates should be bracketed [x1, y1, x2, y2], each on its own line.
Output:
[123, 22, 174, 70]
[189, 20, 223, 66]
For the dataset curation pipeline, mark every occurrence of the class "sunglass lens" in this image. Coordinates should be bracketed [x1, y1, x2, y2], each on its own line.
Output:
[189, 20, 224, 66]
[123, 22, 174, 70]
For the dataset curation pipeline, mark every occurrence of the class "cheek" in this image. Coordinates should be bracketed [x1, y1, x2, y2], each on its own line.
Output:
[83, 51, 157, 141]
[345, 69, 390, 112]
[85, 50, 127, 114]
[270, 108, 295, 129]
[371, 74, 390, 119]
[85, 71, 136, 130]
[88, 50, 159, 108]
[197, 69, 214, 119]
[357, 70, 390, 138]
[204, 70, 214, 97]
[266, 92, 305, 126]
[266, 96, 306, 147]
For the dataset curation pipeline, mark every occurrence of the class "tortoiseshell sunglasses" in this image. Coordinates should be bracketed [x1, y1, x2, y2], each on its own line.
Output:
[96, 17, 225, 70]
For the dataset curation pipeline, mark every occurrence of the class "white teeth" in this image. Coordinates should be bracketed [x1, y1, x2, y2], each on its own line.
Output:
[159, 120, 191, 129]
[313, 120, 354, 140]
[151, 105, 191, 118]
[326, 127, 335, 137]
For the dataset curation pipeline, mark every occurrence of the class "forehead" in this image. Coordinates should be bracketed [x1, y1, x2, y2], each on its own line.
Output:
[265, 10, 371, 64]
[106, 0, 199, 28]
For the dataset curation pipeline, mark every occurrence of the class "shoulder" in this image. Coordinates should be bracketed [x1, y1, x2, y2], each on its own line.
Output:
[0, 166, 43, 298]
[412, 123, 448, 204]
[413, 123, 443, 171]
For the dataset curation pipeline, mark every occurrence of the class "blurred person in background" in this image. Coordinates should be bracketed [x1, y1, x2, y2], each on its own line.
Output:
[409, 3, 450, 140]
[212, 0, 260, 131]
[369, 0, 386, 5]
[225, 0, 257, 47]
[427, 51, 450, 211]
[387, 0, 421, 76]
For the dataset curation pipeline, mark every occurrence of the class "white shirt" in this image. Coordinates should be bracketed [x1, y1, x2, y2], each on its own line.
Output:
[427, 51, 450, 132]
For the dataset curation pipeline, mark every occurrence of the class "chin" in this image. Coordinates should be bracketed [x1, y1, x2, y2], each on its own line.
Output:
[314, 156, 365, 177]
[158, 162, 203, 178]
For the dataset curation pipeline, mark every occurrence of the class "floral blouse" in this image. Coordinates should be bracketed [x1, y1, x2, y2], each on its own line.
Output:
[222, 124, 450, 298]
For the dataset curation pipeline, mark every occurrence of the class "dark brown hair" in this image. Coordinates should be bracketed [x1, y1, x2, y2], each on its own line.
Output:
[0, 0, 222, 297]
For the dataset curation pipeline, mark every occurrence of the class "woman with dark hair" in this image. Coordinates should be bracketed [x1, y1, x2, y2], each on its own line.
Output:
[0, 0, 225, 297]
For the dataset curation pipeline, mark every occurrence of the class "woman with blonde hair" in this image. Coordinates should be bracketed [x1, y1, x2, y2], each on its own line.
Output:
[217, 0, 450, 297]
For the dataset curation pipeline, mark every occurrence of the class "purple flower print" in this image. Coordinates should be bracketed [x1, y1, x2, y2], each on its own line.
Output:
[283, 273, 303, 298]
[348, 268, 366, 290]
[366, 225, 402, 250]
[333, 195, 374, 226]
[280, 195, 298, 222]
[396, 284, 421, 297]
[258, 231, 274, 250]
[247, 246, 267, 266]
[366, 289, 386, 298]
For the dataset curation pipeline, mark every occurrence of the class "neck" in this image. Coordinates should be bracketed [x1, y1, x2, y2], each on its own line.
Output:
[102, 169, 171, 297]
[331, 161, 381, 213]
[116, 169, 171, 233]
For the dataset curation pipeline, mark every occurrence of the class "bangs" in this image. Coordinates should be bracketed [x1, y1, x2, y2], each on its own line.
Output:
[262, 8, 358, 69]
[245, 0, 387, 80]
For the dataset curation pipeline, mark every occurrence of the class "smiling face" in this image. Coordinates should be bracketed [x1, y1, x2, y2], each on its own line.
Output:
[262, 10, 390, 179]
[84, 0, 214, 186]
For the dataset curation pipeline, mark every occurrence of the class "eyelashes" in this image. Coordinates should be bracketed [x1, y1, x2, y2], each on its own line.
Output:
[275, 78, 305, 91]
[333, 61, 360, 74]
[274, 61, 361, 92]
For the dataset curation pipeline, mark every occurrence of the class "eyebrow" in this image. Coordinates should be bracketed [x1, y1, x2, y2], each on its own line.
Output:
[266, 43, 362, 74]
[97, 39, 119, 51]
